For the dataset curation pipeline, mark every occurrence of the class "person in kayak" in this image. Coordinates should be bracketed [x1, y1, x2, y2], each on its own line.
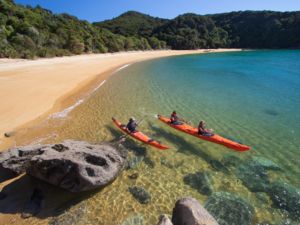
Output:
[126, 117, 138, 133]
[170, 111, 183, 125]
[198, 120, 214, 136]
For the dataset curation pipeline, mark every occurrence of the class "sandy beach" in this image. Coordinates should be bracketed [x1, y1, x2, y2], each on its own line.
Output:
[0, 49, 241, 149]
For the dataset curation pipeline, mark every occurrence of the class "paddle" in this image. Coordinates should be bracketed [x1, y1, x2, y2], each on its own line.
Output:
[156, 114, 192, 125]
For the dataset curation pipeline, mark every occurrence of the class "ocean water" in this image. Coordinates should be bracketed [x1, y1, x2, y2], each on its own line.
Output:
[13, 50, 300, 225]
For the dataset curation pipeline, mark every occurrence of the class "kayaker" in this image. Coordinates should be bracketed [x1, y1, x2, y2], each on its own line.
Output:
[126, 117, 138, 133]
[198, 120, 214, 136]
[170, 111, 183, 125]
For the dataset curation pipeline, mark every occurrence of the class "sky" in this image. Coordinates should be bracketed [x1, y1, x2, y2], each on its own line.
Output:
[15, 0, 300, 22]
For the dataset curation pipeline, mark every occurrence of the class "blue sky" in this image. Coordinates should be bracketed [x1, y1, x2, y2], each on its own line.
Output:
[15, 0, 300, 22]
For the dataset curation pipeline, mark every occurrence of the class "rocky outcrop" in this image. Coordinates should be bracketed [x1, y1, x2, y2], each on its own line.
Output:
[267, 181, 300, 217]
[205, 192, 254, 225]
[0, 140, 127, 192]
[172, 197, 219, 225]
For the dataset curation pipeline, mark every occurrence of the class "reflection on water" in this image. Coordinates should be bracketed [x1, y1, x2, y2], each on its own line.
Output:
[8, 51, 300, 225]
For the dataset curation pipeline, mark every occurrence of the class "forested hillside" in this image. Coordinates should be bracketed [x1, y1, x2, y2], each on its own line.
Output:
[0, 0, 165, 58]
[1, 0, 299, 59]
[211, 11, 300, 48]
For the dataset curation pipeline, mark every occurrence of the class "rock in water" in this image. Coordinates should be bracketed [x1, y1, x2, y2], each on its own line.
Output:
[221, 154, 243, 168]
[120, 214, 144, 225]
[183, 171, 213, 195]
[205, 192, 254, 225]
[235, 160, 270, 192]
[267, 181, 300, 217]
[0, 140, 127, 192]
[250, 156, 281, 171]
[157, 214, 173, 225]
[172, 197, 219, 225]
[128, 173, 139, 180]
[128, 186, 151, 204]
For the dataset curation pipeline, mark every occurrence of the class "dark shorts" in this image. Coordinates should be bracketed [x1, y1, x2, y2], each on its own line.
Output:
[198, 131, 214, 137]
[171, 121, 183, 125]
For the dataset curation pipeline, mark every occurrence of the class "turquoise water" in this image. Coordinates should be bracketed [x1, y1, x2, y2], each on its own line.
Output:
[16, 50, 300, 225]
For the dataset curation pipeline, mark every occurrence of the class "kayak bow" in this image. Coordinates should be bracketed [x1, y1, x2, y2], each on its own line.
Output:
[157, 115, 250, 151]
[112, 117, 169, 150]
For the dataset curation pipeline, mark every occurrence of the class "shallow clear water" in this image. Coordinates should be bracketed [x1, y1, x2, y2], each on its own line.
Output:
[15, 50, 300, 225]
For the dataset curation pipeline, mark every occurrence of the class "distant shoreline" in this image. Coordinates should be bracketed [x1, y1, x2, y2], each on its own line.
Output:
[0, 49, 241, 150]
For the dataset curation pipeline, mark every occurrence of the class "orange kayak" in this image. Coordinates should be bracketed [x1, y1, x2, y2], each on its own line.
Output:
[112, 117, 169, 150]
[157, 115, 250, 151]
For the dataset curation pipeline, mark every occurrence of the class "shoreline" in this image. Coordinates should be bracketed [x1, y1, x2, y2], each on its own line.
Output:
[0, 49, 241, 150]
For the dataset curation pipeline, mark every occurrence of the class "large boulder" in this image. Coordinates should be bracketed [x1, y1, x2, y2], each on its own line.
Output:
[172, 197, 219, 225]
[0, 140, 127, 192]
[267, 181, 300, 217]
[205, 192, 254, 225]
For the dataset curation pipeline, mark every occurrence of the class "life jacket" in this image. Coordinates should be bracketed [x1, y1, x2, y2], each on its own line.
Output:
[127, 121, 137, 132]
[170, 113, 178, 122]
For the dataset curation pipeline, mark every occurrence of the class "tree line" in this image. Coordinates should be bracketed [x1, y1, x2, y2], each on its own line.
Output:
[1, 0, 299, 59]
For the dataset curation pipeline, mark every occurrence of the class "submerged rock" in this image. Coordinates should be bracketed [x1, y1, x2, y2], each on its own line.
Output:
[209, 159, 229, 173]
[160, 157, 184, 169]
[183, 171, 213, 195]
[172, 197, 219, 225]
[221, 154, 243, 168]
[128, 186, 151, 204]
[120, 214, 144, 225]
[128, 173, 139, 180]
[126, 156, 144, 170]
[235, 160, 270, 192]
[267, 181, 300, 217]
[0, 140, 127, 192]
[205, 192, 254, 225]
[250, 156, 281, 171]
[255, 192, 270, 203]
[157, 214, 173, 225]
[264, 109, 279, 116]
[143, 156, 156, 168]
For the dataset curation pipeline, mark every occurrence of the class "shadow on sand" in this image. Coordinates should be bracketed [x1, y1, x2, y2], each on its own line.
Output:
[0, 170, 102, 220]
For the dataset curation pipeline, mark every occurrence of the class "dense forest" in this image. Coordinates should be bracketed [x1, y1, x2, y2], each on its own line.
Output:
[0, 0, 166, 58]
[1, 0, 300, 58]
